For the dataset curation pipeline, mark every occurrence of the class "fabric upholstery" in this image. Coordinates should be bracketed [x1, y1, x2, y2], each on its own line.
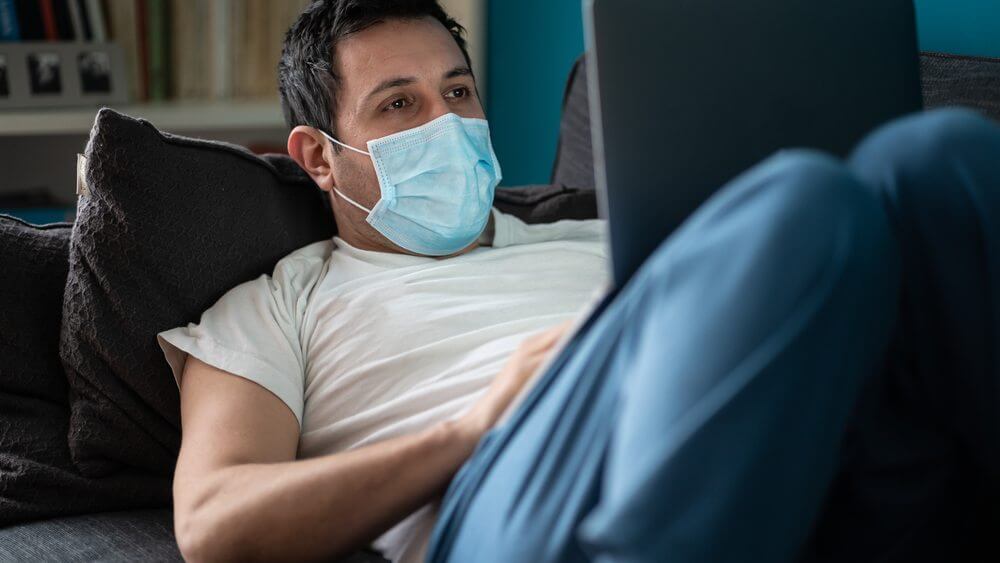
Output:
[550, 57, 595, 190]
[0, 510, 182, 562]
[0, 215, 164, 528]
[921, 52, 1000, 121]
[59, 109, 337, 490]
[0, 509, 392, 562]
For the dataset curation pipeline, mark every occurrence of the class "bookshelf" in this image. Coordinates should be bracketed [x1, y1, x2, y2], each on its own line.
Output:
[0, 0, 487, 223]
[0, 99, 285, 136]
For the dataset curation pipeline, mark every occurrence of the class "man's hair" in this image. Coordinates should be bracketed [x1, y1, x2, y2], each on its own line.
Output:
[278, 0, 470, 141]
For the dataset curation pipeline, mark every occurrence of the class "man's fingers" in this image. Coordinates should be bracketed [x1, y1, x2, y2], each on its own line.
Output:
[523, 320, 574, 355]
[540, 320, 573, 345]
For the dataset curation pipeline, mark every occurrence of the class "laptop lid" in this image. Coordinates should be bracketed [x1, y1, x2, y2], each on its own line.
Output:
[584, 0, 923, 287]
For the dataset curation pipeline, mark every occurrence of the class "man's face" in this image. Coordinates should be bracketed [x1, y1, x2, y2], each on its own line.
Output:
[301, 16, 485, 254]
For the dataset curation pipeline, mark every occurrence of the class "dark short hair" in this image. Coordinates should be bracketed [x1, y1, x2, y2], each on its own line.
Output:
[278, 0, 471, 144]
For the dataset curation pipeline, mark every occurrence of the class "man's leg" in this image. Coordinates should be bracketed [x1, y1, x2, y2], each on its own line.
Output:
[806, 109, 1000, 562]
[427, 150, 899, 562]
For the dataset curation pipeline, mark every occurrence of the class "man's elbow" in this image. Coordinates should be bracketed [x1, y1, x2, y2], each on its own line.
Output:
[175, 507, 239, 563]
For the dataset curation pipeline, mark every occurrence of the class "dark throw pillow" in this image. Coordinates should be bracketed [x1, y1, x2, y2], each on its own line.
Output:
[59, 108, 599, 492]
[60, 109, 336, 481]
[0, 215, 164, 527]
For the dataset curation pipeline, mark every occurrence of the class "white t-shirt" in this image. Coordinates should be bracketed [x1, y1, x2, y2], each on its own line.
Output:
[158, 208, 609, 563]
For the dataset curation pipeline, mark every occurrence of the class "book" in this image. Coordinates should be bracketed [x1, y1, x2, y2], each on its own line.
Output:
[14, 0, 44, 40]
[170, 0, 207, 99]
[84, 0, 104, 41]
[38, 0, 58, 40]
[51, 0, 73, 40]
[0, 0, 19, 40]
[65, 0, 84, 39]
[106, 0, 141, 100]
[146, 0, 168, 100]
[209, 0, 230, 98]
[136, 0, 149, 100]
[74, 0, 90, 39]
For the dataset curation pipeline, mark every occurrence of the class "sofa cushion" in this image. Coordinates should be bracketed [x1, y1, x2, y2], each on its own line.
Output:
[0, 510, 182, 562]
[0, 508, 393, 562]
[921, 52, 1000, 121]
[60, 109, 336, 483]
[59, 108, 599, 488]
[0, 215, 163, 528]
[550, 56, 595, 191]
[0, 216, 72, 409]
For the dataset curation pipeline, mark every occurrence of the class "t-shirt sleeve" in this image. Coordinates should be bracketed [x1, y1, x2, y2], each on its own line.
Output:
[157, 243, 330, 429]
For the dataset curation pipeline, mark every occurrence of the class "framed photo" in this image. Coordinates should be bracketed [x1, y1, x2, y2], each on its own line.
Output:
[0, 42, 128, 109]
[78, 51, 112, 94]
[0, 55, 9, 98]
[27, 52, 62, 95]
[0, 55, 10, 98]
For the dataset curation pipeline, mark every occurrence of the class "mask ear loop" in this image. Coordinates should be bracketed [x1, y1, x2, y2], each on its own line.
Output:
[319, 129, 374, 213]
[320, 129, 371, 156]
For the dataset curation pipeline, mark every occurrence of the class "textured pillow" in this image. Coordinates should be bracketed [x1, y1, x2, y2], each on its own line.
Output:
[61, 109, 337, 481]
[494, 183, 597, 222]
[921, 52, 1000, 121]
[0, 215, 163, 527]
[551, 55, 596, 191]
[59, 108, 599, 488]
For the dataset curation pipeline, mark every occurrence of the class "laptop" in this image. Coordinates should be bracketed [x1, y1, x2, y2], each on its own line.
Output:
[498, 0, 923, 424]
[584, 0, 924, 287]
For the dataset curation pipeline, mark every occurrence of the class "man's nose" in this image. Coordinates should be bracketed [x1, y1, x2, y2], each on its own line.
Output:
[422, 90, 454, 123]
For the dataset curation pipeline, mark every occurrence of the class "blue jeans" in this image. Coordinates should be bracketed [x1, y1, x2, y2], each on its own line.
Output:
[425, 109, 1000, 563]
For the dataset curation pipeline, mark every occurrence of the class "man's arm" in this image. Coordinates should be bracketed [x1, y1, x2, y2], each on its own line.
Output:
[173, 322, 569, 562]
[173, 356, 480, 563]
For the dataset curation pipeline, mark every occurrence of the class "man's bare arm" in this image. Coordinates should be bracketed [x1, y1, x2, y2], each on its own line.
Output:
[173, 357, 481, 562]
[173, 322, 569, 562]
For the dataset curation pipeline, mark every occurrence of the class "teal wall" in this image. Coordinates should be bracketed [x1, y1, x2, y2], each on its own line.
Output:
[487, 1, 1000, 185]
[486, 0, 584, 186]
[915, 0, 1000, 57]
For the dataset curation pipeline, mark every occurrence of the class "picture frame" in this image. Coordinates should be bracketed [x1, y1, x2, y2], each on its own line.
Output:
[0, 42, 128, 109]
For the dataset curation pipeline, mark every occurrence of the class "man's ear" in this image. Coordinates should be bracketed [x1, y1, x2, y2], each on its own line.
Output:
[287, 126, 336, 192]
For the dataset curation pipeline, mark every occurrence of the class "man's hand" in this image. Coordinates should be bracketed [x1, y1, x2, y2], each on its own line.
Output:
[459, 320, 574, 437]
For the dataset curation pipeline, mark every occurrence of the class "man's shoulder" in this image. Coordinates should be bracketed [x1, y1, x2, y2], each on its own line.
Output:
[276, 239, 334, 268]
[263, 239, 334, 293]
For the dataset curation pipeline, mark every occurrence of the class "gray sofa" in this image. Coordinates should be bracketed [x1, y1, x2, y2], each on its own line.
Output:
[1, 51, 998, 562]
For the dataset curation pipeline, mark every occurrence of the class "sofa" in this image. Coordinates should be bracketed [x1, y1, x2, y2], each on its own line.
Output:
[1, 51, 998, 562]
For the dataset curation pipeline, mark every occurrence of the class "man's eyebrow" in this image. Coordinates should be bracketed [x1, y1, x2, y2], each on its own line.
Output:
[363, 76, 417, 105]
[444, 66, 473, 79]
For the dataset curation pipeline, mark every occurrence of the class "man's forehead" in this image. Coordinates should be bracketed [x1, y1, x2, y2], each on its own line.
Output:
[335, 17, 469, 95]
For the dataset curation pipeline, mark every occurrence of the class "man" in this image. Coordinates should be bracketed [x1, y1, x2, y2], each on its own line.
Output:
[161, 2, 604, 561]
[160, 1, 1000, 562]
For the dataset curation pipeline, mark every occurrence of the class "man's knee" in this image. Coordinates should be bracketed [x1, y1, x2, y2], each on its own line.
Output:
[756, 150, 895, 281]
[849, 108, 1000, 194]
[640, 149, 895, 303]
[740, 149, 891, 259]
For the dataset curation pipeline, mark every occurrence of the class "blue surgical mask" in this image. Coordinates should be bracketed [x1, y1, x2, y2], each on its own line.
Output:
[321, 113, 502, 256]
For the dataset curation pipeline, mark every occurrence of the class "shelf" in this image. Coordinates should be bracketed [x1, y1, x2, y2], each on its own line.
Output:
[0, 100, 288, 136]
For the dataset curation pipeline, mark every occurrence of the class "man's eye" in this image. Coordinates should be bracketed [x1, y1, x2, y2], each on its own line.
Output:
[446, 87, 469, 99]
[384, 98, 410, 111]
